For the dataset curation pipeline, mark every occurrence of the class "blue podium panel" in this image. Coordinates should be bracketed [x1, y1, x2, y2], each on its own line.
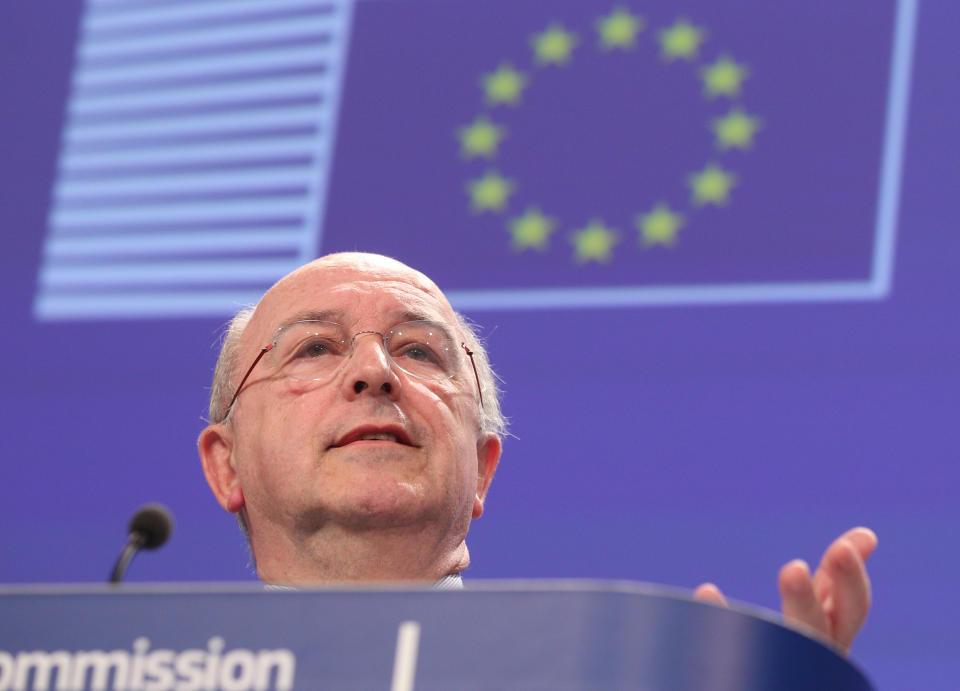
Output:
[0, 581, 872, 691]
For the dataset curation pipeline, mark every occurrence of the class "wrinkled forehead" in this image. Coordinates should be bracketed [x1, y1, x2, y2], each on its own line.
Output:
[247, 255, 458, 344]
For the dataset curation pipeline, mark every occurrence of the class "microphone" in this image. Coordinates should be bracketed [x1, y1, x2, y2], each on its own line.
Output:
[109, 503, 174, 583]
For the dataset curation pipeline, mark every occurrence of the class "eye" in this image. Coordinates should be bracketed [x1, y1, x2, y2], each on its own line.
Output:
[294, 336, 343, 359]
[399, 344, 439, 364]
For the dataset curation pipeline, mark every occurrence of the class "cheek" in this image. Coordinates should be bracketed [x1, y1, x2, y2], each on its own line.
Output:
[427, 393, 482, 484]
[280, 377, 325, 399]
[236, 401, 318, 487]
[432, 375, 482, 432]
[415, 376, 477, 423]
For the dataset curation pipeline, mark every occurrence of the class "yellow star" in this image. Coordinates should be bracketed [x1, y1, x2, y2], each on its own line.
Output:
[700, 55, 749, 98]
[596, 7, 645, 50]
[457, 116, 506, 159]
[636, 204, 685, 246]
[688, 164, 737, 206]
[711, 108, 761, 150]
[481, 63, 528, 106]
[509, 207, 556, 250]
[658, 19, 706, 61]
[531, 23, 578, 66]
[466, 170, 514, 213]
[571, 219, 619, 262]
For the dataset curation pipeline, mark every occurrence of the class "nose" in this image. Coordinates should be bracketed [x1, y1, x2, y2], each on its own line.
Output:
[341, 331, 402, 401]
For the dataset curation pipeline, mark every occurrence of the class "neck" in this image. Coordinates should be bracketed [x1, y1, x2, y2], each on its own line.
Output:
[250, 522, 471, 584]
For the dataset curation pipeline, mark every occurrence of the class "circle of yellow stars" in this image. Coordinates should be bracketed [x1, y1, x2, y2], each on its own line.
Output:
[457, 8, 762, 263]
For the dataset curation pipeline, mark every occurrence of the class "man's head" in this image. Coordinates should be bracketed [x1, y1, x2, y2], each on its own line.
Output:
[198, 253, 502, 582]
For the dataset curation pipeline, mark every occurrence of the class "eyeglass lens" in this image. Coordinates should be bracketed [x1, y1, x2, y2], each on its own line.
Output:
[270, 320, 459, 382]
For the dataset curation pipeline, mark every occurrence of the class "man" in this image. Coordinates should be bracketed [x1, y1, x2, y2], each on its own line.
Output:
[198, 252, 876, 653]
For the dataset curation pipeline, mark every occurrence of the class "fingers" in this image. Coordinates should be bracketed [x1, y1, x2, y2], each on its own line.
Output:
[838, 526, 878, 562]
[779, 559, 832, 643]
[696, 527, 878, 655]
[693, 582, 728, 606]
[781, 528, 877, 654]
[816, 535, 872, 652]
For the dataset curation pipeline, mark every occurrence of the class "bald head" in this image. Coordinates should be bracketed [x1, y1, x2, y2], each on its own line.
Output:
[208, 252, 505, 436]
[246, 253, 451, 349]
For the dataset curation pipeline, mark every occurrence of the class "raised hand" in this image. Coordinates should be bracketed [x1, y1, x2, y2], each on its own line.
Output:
[694, 527, 878, 654]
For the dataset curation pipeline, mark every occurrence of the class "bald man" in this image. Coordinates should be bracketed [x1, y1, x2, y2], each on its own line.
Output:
[198, 252, 875, 653]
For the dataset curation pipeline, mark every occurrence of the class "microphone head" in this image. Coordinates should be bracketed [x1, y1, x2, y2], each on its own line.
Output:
[129, 503, 174, 550]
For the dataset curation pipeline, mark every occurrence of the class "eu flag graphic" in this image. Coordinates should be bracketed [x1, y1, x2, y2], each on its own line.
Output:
[36, 0, 914, 318]
[321, 0, 913, 308]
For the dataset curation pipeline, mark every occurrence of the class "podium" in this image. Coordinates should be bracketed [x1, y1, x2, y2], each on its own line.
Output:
[0, 581, 872, 690]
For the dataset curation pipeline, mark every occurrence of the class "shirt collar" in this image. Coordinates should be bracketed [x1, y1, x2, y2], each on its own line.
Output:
[432, 573, 464, 590]
[264, 573, 464, 591]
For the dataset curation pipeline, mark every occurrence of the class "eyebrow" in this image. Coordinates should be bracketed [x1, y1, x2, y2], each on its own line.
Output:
[396, 309, 435, 323]
[275, 309, 346, 331]
[276, 309, 448, 332]
[398, 311, 459, 344]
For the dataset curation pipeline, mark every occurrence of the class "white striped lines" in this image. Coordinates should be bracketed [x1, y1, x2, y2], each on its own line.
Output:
[46, 229, 305, 258]
[36, 0, 355, 321]
[65, 105, 325, 144]
[40, 258, 301, 288]
[35, 291, 270, 320]
[69, 74, 333, 116]
[60, 135, 324, 171]
[79, 15, 335, 61]
[56, 166, 313, 201]
[76, 43, 336, 90]
[83, 0, 327, 33]
[50, 197, 308, 228]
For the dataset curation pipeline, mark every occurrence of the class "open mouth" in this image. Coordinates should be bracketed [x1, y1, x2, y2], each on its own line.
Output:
[330, 425, 416, 448]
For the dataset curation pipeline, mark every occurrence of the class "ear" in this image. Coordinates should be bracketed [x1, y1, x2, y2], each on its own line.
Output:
[472, 433, 501, 519]
[198, 424, 245, 514]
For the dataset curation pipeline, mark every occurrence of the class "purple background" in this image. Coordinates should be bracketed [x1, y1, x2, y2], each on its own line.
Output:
[1, 2, 957, 689]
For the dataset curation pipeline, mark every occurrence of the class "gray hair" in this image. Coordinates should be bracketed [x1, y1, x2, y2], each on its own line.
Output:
[208, 307, 507, 437]
[452, 311, 507, 438]
[208, 305, 256, 425]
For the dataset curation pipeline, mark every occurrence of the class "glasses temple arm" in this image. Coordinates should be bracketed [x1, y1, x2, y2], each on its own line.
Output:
[460, 343, 484, 409]
[222, 344, 273, 421]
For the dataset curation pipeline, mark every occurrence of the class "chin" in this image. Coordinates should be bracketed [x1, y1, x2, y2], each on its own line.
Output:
[331, 476, 433, 529]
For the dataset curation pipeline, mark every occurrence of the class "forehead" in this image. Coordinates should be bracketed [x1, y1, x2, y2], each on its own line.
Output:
[252, 257, 456, 337]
